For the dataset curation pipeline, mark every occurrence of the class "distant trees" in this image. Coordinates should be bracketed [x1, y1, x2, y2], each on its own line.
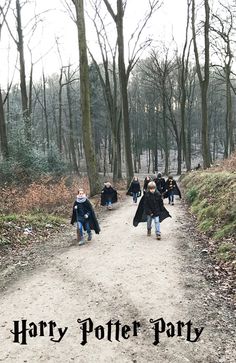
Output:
[0, 0, 236, 185]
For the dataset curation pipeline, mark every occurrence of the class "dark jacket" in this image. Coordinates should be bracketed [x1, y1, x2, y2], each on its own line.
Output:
[71, 199, 100, 234]
[133, 194, 171, 227]
[143, 177, 151, 193]
[164, 178, 181, 199]
[127, 180, 141, 196]
[101, 186, 118, 206]
[153, 176, 166, 194]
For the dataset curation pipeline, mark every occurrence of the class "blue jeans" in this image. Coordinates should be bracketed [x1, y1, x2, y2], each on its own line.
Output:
[147, 215, 160, 235]
[133, 192, 138, 203]
[105, 199, 112, 207]
[168, 190, 174, 204]
[77, 221, 91, 238]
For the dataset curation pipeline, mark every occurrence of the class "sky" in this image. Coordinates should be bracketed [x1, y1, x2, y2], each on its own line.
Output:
[0, 0, 188, 89]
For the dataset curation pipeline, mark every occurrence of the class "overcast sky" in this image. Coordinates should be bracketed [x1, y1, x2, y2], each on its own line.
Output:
[0, 0, 188, 88]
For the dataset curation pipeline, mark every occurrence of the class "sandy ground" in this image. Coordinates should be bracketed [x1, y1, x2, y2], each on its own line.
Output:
[0, 196, 235, 363]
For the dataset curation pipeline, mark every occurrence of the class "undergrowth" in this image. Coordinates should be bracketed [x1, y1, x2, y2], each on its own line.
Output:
[182, 170, 236, 263]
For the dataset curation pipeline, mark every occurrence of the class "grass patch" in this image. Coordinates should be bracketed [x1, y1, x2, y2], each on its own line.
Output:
[216, 242, 235, 262]
[0, 212, 67, 251]
[182, 170, 236, 241]
[186, 188, 198, 203]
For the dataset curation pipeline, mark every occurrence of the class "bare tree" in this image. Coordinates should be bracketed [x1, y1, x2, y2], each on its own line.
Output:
[179, 0, 192, 172]
[0, 0, 12, 158]
[88, 0, 122, 181]
[192, 0, 211, 168]
[210, 2, 235, 156]
[72, 0, 100, 196]
[102, 0, 161, 184]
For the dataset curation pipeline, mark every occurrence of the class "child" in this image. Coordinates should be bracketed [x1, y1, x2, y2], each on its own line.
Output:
[71, 188, 100, 245]
[126, 176, 141, 203]
[153, 172, 166, 195]
[101, 182, 117, 210]
[165, 175, 181, 205]
[133, 181, 171, 239]
[143, 176, 152, 194]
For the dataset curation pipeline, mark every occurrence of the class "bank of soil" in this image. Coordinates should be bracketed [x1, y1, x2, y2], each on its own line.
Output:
[0, 196, 235, 362]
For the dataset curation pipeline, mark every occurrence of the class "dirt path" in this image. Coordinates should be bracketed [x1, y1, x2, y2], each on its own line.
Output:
[0, 196, 235, 362]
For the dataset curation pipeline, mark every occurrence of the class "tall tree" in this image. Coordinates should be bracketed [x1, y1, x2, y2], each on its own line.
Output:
[192, 0, 211, 168]
[72, 0, 100, 196]
[0, 1, 11, 158]
[103, 0, 133, 185]
[15, 0, 31, 142]
[211, 3, 235, 156]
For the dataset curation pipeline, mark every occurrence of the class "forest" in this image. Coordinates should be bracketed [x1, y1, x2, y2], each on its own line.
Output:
[0, 2, 235, 360]
[0, 0, 235, 195]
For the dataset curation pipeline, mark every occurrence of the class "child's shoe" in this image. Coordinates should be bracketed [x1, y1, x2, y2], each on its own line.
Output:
[147, 229, 151, 236]
[156, 233, 161, 240]
[87, 232, 92, 241]
[79, 238, 85, 245]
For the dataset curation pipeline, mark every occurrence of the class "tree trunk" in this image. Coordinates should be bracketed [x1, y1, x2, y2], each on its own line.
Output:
[73, 0, 100, 196]
[192, 0, 211, 168]
[0, 89, 8, 158]
[116, 0, 134, 185]
[16, 0, 31, 143]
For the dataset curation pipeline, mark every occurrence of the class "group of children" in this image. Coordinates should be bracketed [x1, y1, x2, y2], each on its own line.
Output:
[70, 173, 181, 245]
[127, 173, 181, 205]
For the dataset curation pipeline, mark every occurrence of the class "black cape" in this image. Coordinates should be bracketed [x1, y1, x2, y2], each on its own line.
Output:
[71, 199, 100, 234]
[133, 195, 171, 227]
[163, 183, 182, 199]
[101, 187, 118, 206]
[126, 181, 141, 197]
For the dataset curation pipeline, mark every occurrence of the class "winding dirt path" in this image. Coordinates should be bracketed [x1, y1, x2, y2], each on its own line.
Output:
[0, 196, 235, 362]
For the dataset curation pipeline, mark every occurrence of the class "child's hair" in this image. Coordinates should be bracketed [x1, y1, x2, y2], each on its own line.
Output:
[78, 188, 84, 193]
[147, 181, 156, 190]
[168, 175, 173, 179]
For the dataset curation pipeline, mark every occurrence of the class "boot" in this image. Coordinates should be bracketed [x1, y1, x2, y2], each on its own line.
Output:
[156, 233, 161, 240]
[147, 229, 151, 236]
[87, 232, 92, 241]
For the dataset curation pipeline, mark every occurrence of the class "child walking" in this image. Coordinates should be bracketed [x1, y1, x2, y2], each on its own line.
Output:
[71, 188, 100, 245]
[127, 176, 141, 203]
[133, 181, 171, 240]
[144, 181, 164, 239]
[101, 182, 117, 210]
[165, 175, 181, 205]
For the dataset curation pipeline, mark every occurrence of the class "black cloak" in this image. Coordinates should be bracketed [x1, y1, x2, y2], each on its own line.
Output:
[153, 177, 166, 194]
[133, 195, 171, 227]
[71, 199, 100, 234]
[101, 186, 118, 206]
[126, 180, 141, 197]
[163, 182, 182, 199]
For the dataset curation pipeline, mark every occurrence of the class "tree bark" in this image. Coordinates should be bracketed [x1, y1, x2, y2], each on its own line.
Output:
[16, 0, 31, 143]
[72, 0, 100, 195]
[0, 89, 8, 158]
[192, 0, 211, 168]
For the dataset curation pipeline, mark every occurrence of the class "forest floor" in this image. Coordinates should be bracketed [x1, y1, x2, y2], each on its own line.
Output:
[0, 192, 235, 362]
